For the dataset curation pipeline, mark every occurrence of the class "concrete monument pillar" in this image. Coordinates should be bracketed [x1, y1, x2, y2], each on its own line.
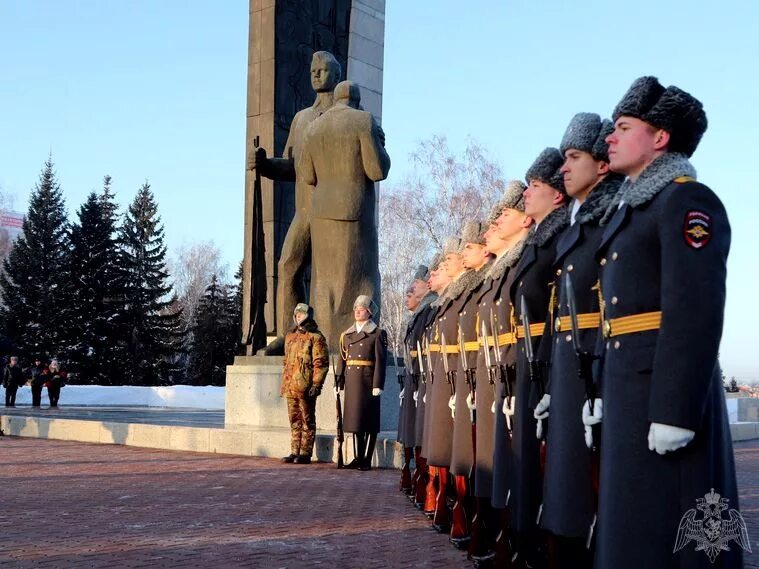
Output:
[242, 0, 385, 343]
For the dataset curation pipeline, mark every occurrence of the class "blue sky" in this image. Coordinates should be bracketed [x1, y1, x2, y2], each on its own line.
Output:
[1, 0, 757, 378]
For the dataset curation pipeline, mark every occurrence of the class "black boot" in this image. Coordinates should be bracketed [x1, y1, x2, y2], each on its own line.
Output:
[282, 454, 297, 463]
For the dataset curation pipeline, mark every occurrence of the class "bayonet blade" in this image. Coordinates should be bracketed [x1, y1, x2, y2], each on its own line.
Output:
[458, 325, 468, 370]
[565, 274, 581, 354]
[441, 333, 450, 374]
[521, 296, 534, 363]
[417, 340, 425, 375]
[481, 320, 492, 368]
[490, 308, 502, 364]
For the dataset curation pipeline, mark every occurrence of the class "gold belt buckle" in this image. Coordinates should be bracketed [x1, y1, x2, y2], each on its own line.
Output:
[603, 319, 612, 339]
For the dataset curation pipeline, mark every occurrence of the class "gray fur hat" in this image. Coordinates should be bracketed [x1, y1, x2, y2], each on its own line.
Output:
[460, 220, 486, 247]
[429, 251, 444, 271]
[612, 76, 707, 157]
[442, 236, 462, 256]
[526, 148, 566, 194]
[412, 264, 429, 282]
[560, 112, 615, 162]
[353, 294, 378, 315]
[488, 180, 526, 222]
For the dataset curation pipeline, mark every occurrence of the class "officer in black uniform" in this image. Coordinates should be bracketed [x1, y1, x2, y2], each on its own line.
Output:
[592, 76, 742, 569]
[534, 113, 623, 567]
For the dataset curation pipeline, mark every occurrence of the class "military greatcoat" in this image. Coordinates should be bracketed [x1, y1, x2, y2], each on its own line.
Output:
[540, 176, 621, 540]
[594, 157, 740, 569]
[415, 305, 439, 452]
[425, 272, 480, 467]
[398, 292, 436, 447]
[509, 206, 568, 533]
[336, 321, 387, 434]
[450, 268, 489, 477]
[489, 246, 524, 510]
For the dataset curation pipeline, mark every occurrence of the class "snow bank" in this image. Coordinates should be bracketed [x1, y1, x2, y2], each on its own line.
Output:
[0, 385, 225, 409]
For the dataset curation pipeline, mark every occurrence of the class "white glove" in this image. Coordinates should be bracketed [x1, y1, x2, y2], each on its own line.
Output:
[423, 393, 426, 404]
[448, 395, 456, 418]
[647, 422, 695, 455]
[413, 390, 419, 402]
[503, 396, 515, 432]
[534, 394, 551, 420]
[491, 401, 496, 414]
[582, 399, 603, 449]
[399, 388, 404, 399]
[334, 387, 342, 397]
[466, 392, 475, 411]
[372, 388, 382, 397]
[534, 394, 550, 440]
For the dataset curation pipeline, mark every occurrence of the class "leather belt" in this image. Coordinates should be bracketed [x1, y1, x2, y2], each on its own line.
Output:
[480, 332, 517, 347]
[346, 360, 374, 367]
[515, 323, 545, 339]
[554, 312, 601, 333]
[603, 311, 662, 338]
[427, 344, 458, 354]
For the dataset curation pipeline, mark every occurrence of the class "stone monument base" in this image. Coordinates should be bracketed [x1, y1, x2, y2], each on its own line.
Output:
[225, 355, 401, 432]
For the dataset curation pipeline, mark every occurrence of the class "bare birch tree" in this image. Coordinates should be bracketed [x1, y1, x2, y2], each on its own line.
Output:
[379, 135, 507, 353]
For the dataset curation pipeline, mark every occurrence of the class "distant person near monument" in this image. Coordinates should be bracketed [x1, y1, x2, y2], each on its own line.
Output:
[299, 80, 391, 347]
[247, 51, 341, 350]
[3, 356, 24, 407]
[280, 303, 329, 465]
[335, 295, 387, 471]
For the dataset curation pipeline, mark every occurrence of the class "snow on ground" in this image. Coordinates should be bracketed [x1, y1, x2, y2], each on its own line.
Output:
[0, 385, 224, 409]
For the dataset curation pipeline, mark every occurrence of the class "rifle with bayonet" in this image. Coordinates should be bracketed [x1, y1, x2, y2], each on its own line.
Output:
[566, 274, 600, 452]
[490, 309, 513, 434]
[417, 340, 426, 384]
[480, 320, 499, 408]
[520, 296, 546, 399]
[332, 357, 345, 469]
[424, 335, 435, 387]
[394, 350, 404, 387]
[458, 326, 476, 424]
[396, 348, 412, 493]
[441, 333, 455, 398]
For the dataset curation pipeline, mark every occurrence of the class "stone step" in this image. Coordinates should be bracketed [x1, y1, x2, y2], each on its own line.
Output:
[0, 413, 405, 469]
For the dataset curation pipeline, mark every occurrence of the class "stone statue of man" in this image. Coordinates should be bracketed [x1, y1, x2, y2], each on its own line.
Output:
[298, 80, 391, 348]
[248, 51, 341, 349]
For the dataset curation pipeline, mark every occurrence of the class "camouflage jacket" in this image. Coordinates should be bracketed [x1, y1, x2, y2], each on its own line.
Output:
[281, 319, 329, 398]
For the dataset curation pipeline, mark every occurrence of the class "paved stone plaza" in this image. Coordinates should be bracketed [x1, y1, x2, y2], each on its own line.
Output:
[0, 437, 756, 568]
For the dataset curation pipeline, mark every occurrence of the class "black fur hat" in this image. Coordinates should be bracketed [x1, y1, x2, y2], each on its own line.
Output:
[526, 148, 566, 194]
[612, 76, 707, 157]
[560, 113, 615, 162]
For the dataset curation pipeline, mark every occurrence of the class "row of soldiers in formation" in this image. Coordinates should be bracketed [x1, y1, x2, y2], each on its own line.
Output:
[393, 76, 745, 568]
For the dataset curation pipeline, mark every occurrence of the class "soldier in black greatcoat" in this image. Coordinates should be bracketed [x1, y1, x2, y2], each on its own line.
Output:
[397, 265, 434, 492]
[407, 271, 438, 507]
[509, 148, 569, 566]
[335, 295, 387, 471]
[534, 113, 623, 568]
[592, 77, 743, 569]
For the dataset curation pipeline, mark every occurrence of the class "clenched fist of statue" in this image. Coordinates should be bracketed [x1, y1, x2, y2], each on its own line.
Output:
[247, 146, 268, 173]
[372, 388, 382, 397]
[647, 422, 695, 455]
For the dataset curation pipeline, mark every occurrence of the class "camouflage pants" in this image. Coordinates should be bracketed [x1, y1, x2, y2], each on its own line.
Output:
[287, 396, 317, 456]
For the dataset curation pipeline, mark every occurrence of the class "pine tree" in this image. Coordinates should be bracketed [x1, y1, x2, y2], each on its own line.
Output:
[188, 274, 238, 385]
[67, 176, 122, 384]
[115, 182, 182, 385]
[0, 159, 70, 359]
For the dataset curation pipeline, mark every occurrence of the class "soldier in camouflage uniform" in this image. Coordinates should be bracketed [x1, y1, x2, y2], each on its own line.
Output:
[281, 303, 329, 464]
